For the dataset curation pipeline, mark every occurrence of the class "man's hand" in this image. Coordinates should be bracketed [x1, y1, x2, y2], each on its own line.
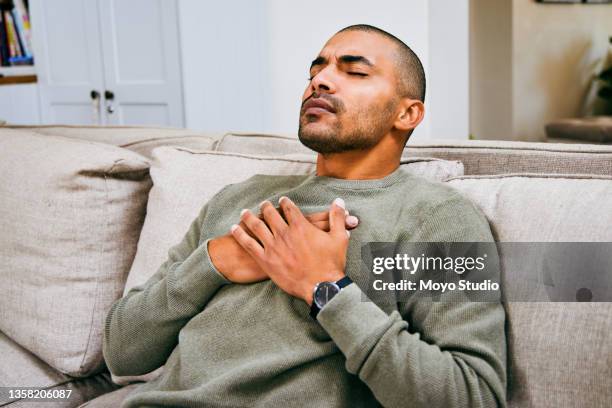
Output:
[230, 197, 349, 305]
[209, 205, 358, 284]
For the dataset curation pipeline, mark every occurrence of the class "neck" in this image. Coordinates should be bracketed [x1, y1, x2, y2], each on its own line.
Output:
[315, 134, 403, 179]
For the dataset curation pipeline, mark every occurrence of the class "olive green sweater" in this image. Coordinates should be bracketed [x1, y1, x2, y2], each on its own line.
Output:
[103, 167, 507, 408]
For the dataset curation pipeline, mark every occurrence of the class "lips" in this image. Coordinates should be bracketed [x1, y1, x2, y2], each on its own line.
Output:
[302, 98, 336, 115]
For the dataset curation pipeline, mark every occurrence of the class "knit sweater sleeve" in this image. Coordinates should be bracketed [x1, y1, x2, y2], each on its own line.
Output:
[103, 202, 230, 377]
[317, 195, 507, 408]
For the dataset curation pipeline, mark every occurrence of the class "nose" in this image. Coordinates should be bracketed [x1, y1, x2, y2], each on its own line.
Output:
[310, 66, 336, 95]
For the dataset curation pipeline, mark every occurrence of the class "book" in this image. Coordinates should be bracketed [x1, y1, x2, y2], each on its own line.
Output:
[3, 10, 19, 59]
[12, 0, 31, 57]
[0, 11, 8, 66]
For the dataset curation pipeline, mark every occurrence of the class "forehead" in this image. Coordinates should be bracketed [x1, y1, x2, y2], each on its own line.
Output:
[317, 30, 398, 69]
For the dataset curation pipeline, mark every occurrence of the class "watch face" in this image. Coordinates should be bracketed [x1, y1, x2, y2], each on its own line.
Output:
[314, 282, 341, 309]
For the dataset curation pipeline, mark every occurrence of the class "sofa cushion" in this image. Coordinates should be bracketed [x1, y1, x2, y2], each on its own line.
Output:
[0, 129, 152, 377]
[125, 147, 463, 293]
[214, 132, 311, 155]
[5, 125, 220, 160]
[0, 331, 120, 407]
[445, 174, 612, 408]
[215, 132, 612, 176]
[407, 139, 612, 176]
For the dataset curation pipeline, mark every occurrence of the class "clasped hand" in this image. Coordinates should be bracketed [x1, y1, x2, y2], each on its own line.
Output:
[208, 197, 356, 305]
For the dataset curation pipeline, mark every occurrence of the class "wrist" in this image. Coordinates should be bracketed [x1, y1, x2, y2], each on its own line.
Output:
[304, 270, 345, 306]
[309, 275, 353, 319]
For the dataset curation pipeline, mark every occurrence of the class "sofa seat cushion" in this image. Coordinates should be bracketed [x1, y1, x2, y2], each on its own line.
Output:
[0, 129, 152, 377]
[446, 174, 612, 408]
[0, 331, 120, 407]
[125, 147, 464, 293]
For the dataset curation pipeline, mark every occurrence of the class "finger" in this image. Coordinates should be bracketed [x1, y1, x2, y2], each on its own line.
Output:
[239, 220, 259, 241]
[230, 224, 264, 258]
[240, 209, 275, 247]
[312, 220, 330, 231]
[307, 211, 358, 231]
[346, 215, 359, 229]
[304, 210, 329, 223]
[329, 198, 349, 239]
[259, 200, 288, 237]
[278, 196, 308, 226]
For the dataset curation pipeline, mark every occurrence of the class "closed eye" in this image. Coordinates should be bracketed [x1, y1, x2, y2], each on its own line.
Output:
[348, 72, 368, 77]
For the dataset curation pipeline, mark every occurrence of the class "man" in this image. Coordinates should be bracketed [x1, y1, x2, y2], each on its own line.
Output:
[102, 24, 507, 407]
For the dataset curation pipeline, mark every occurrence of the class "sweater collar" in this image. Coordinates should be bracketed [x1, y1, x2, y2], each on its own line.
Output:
[304, 166, 407, 190]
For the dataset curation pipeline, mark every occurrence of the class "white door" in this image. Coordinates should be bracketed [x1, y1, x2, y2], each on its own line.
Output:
[98, 0, 184, 127]
[30, 0, 105, 125]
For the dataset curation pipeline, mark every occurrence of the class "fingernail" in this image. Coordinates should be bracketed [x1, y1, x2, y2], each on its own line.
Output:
[279, 196, 288, 204]
[259, 200, 269, 208]
[240, 209, 248, 216]
[230, 224, 239, 233]
[347, 215, 359, 227]
[346, 230, 351, 238]
[333, 197, 345, 209]
[344, 210, 349, 216]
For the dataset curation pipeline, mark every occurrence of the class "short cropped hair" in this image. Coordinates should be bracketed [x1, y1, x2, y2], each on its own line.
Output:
[338, 24, 426, 103]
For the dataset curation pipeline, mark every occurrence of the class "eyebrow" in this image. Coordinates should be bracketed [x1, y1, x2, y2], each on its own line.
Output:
[309, 55, 375, 70]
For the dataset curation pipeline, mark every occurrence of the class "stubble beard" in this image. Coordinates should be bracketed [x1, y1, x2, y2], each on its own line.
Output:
[298, 100, 397, 154]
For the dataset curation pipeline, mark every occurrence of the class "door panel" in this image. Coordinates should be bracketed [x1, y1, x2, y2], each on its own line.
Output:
[30, 0, 105, 124]
[99, 0, 184, 126]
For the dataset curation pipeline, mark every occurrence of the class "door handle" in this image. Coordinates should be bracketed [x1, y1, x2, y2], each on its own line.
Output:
[104, 90, 115, 114]
[90, 90, 101, 124]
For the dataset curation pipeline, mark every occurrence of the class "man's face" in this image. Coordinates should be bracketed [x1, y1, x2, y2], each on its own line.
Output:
[298, 30, 401, 154]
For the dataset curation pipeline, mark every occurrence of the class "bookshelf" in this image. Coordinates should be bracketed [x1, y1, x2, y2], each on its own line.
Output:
[0, 0, 35, 84]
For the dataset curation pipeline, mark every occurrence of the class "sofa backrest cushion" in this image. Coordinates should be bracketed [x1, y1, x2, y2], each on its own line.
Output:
[125, 147, 464, 293]
[0, 129, 151, 377]
[407, 140, 612, 176]
[5, 125, 219, 160]
[216, 132, 612, 176]
[446, 174, 612, 408]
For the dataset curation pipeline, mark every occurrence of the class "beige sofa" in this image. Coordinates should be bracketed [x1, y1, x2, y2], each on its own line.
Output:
[1, 125, 611, 408]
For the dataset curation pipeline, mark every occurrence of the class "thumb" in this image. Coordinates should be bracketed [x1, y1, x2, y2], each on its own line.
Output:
[330, 198, 349, 239]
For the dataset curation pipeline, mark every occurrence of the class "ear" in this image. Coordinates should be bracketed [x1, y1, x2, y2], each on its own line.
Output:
[393, 98, 425, 134]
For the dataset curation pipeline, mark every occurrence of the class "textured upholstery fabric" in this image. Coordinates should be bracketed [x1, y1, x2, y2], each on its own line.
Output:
[214, 132, 312, 155]
[5, 125, 220, 159]
[124, 147, 464, 294]
[215, 132, 612, 176]
[446, 174, 612, 408]
[0, 331, 121, 407]
[406, 140, 612, 176]
[0, 129, 152, 377]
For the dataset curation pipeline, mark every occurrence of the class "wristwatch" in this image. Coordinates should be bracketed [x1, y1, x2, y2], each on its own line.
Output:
[309, 276, 353, 319]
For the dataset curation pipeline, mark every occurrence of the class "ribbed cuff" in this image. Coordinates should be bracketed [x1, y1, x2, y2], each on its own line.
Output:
[317, 283, 393, 368]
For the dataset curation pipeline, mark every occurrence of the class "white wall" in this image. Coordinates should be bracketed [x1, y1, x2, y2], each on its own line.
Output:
[428, 0, 470, 140]
[179, 0, 471, 141]
[178, 0, 270, 133]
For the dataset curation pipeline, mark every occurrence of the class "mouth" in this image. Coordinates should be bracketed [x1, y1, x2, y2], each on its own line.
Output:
[302, 98, 336, 116]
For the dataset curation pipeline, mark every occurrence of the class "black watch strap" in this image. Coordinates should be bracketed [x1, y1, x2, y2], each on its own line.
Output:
[309, 276, 353, 320]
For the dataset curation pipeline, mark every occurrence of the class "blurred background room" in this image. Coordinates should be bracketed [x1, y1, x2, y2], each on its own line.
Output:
[0, 0, 611, 143]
